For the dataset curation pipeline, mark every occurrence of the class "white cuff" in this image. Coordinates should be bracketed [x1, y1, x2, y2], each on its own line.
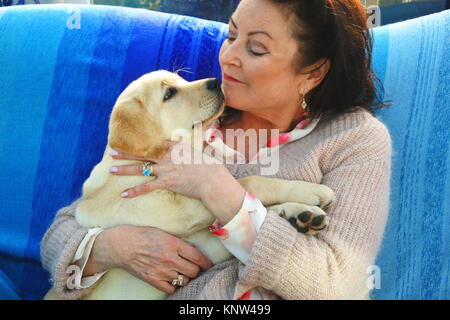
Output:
[210, 191, 267, 265]
[68, 227, 107, 289]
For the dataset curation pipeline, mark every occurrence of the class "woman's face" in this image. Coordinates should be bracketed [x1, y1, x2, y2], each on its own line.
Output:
[219, 0, 302, 115]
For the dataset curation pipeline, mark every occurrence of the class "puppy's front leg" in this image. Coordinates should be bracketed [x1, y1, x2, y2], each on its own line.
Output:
[237, 176, 336, 210]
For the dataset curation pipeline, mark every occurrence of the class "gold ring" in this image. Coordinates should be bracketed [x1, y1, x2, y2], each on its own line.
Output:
[171, 274, 183, 287]
[142, 162, 153, 177]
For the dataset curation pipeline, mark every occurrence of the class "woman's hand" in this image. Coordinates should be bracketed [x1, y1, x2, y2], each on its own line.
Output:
[83, 225, 212, 294]
[110, 141, 219, 201]
[110, 141, 246, 225]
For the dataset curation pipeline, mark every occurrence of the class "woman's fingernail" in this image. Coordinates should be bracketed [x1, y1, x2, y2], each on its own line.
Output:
[110, 167, 118, 173]
[121, 192, 129, 198]
[110, 150, 119, 156]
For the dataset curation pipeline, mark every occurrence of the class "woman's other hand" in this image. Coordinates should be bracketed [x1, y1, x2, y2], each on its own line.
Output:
[83, 225, 212, 294]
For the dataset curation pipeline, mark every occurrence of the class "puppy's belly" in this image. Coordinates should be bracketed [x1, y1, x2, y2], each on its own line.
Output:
[82, 268, 167, 300]
[184, 229, 232, 265]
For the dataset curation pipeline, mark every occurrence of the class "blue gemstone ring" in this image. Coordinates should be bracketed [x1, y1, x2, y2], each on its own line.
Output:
[142, 162, 153, 177]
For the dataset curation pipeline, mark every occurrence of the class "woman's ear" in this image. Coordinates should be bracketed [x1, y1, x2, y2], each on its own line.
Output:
[297, 58, 331, 94]
[108, 97, 166, 160]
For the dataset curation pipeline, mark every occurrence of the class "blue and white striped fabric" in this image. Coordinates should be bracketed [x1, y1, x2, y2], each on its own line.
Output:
[0, 4, 227, 299]
[0, 4, 448, 300]
[371, 9, 449, 300]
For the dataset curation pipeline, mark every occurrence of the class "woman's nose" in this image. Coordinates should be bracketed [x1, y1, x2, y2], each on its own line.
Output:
[219, 41, 241, 68]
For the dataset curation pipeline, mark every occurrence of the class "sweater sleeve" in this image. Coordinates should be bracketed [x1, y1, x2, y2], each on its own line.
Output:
[40, 198, 93, 300]
[235, 127, 391, 299]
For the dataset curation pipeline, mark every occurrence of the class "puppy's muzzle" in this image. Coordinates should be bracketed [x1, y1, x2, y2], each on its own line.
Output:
[206, 79, 220, 91]
[206, 78, 224, 102]
[198, 78, 225, 119]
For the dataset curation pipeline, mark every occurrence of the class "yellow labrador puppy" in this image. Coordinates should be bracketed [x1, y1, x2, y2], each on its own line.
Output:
[45, 70, 335, 300]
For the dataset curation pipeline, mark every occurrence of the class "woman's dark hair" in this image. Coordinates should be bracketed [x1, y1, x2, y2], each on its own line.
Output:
[220, 0, 389, 126]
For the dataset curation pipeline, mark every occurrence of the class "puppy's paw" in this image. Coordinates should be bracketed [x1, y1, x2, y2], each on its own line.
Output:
[268, 202, 329, 235]
[308, 184, 336, 211]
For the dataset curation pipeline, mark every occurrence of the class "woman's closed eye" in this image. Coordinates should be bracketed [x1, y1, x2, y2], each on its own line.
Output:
[226, 35, 269, 57]
[248, 41, 269, 56]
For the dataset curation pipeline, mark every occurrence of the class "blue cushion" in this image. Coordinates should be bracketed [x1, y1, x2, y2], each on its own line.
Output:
[0, 4, 448, 300]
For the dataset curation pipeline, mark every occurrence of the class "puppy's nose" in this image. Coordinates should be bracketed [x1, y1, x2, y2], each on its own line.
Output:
[206, 79, 220, 91]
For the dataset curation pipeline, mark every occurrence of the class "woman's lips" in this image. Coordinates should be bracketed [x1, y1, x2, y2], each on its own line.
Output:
[223, 73, 243, 83]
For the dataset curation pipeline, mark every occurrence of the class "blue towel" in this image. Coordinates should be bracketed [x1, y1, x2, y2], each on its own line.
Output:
[0, 4, 227, 299]
[0, 4, 448, 299]
[371, 10, 450, 299]
[0, 269, 20, 300]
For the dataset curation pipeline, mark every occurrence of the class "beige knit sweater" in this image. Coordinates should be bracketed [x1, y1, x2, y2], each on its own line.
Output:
[40, 108, 391, 300]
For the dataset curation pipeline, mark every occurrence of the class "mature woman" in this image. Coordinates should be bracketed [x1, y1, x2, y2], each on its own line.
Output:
[41, 0, 391, 299]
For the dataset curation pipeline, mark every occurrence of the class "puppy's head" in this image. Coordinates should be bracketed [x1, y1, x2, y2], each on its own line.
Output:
[108, 70, 225, 159]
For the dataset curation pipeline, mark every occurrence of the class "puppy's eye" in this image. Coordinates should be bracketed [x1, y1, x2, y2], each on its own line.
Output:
[163, 87, 177, 101]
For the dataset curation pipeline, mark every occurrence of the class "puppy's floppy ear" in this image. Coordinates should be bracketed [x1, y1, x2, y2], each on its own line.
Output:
[108, 97, 166, 160]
